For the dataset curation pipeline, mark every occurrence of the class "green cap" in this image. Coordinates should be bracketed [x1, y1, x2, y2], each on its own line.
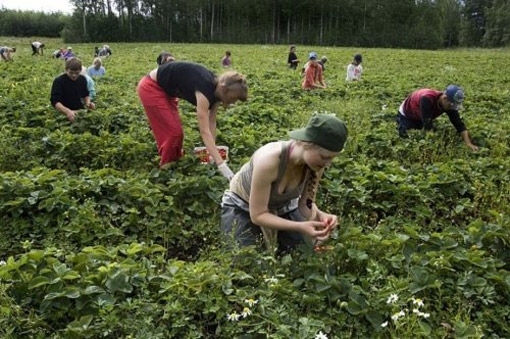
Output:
[288, 114, 348, 152]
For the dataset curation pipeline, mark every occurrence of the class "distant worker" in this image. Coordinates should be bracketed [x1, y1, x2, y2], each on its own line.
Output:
[98, 45, 112, 58]
[302, 52, 326, 90]
[156, 51, 175, 66]
[62, 47, 76, 61]
[221, 51, 232, 68]
[31, 41, 45, 56]
[346, 53, 363, 81]
[87, 58, 106, 77]
[53, 47, 65, 59]
[319, 56, 328, 72]
[287, 45, 299, 70]
[0, 46, 16, 62]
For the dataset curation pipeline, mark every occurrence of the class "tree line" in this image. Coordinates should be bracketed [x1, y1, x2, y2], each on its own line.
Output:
[0, 0, 508, 49]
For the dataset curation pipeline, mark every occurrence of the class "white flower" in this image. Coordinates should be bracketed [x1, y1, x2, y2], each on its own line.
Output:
[412, 297, 424, 307]
[391, 310, 406, 322]
[0, 260, 6, 266]
[227, 312, 241, 322]
[241, 307, 252, 318]
[315, 330, 328, 339]
[386, 293, 399, 304]
[244, 298, 258, 307]
[264, 276, 279, 284]
[412, 309, 430, 318]
[381, 321, 389, 328]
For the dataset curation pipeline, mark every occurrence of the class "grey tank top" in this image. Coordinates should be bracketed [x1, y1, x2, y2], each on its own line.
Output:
[229, 142, 308, 211]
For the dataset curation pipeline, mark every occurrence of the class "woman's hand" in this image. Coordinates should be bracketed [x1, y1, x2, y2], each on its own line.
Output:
[300, 220, 330, 239]
[318, 212, 338, 232]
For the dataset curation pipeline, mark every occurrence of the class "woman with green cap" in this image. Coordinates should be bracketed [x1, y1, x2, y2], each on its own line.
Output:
[221, 114, 348, 253]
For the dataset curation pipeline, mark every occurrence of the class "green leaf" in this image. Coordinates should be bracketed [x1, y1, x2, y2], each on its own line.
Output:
[62, 271, 81, 280]
[346, 300, 363, 315]
[126, 243, 144, 256]
[28, 276, 50, 289]
[105, 270, 132, 293]
[418, 320, 431, 335]
[67, 315, 94, 332]
[83, 285, 106, 295]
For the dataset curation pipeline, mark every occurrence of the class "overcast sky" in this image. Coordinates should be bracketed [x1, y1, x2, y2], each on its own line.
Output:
[0, 0, 73, 14]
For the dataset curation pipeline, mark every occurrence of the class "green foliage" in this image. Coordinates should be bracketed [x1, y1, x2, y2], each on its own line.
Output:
[0, 40, 509, 338]
[1, 1, 510, 47]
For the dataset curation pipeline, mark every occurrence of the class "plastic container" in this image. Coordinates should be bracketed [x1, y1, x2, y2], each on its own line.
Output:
[193, 146, 229, 164]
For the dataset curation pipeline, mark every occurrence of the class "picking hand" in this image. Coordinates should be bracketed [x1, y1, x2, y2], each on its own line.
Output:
[467, 143, 479, 151]
[217, 162, 234, 181]
[301, 220, 330, 239]
[66, 110, 77, 122]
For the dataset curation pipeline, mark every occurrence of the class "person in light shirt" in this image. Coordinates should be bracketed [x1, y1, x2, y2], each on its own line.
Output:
[346, 53, 363, 81]
[87, 58, 106, 77]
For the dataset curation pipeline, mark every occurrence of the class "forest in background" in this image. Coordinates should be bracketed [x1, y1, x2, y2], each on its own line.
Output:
[0, 0, 509, 49]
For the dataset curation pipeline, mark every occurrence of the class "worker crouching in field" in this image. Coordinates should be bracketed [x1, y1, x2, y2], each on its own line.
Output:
[302, 52, 326, 90]
[50, 58, 95, 123]
[221, 114, 347, 253]
[137, 61, 248, 179]
[0, 46, 16, 61]
[31, 41, 45, 55]
[396, 84, 478, 151]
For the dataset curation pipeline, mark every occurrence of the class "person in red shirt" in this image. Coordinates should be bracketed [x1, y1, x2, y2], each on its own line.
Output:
[302, 52, 326, 90]
[396, 85, 478, 151]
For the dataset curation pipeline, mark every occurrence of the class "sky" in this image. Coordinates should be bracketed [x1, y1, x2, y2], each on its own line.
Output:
[0, 0, 73, 14]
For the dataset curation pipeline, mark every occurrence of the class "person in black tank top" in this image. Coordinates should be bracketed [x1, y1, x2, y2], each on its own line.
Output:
[137, 61, 248, 179]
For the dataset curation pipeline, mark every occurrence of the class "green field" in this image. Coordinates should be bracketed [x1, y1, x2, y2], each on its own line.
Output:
[0, 37, 509, 338]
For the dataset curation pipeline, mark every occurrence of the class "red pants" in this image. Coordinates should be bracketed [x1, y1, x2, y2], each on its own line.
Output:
[137, 75, 182, 166]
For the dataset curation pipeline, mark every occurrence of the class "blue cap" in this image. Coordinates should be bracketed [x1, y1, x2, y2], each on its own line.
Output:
[308, 52, 318, 60]
[445, 85, 464, 110]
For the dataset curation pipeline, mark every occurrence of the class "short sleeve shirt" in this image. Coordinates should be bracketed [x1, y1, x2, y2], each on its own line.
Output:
[156, 61, 218, 108]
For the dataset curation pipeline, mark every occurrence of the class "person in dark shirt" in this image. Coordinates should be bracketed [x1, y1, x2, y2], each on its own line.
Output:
[136, 61, 248, 178]
[50, 58, 95, 122]
[287, 45, 299, 70]
[156, 51, 175, 66]
[396, 85, 478, 151]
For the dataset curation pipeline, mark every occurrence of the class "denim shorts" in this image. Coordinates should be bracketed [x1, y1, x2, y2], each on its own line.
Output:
[220, 191, 307, 252]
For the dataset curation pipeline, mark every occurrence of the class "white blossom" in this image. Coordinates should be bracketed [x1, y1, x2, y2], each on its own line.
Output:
[315, 330, 328, 339]
[244, 298, 258, 307]
[412, 297, 424, 307]
[386, 293, 399, 304]
[241, 307, 252, 318]
[227, 312, 241, 322]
